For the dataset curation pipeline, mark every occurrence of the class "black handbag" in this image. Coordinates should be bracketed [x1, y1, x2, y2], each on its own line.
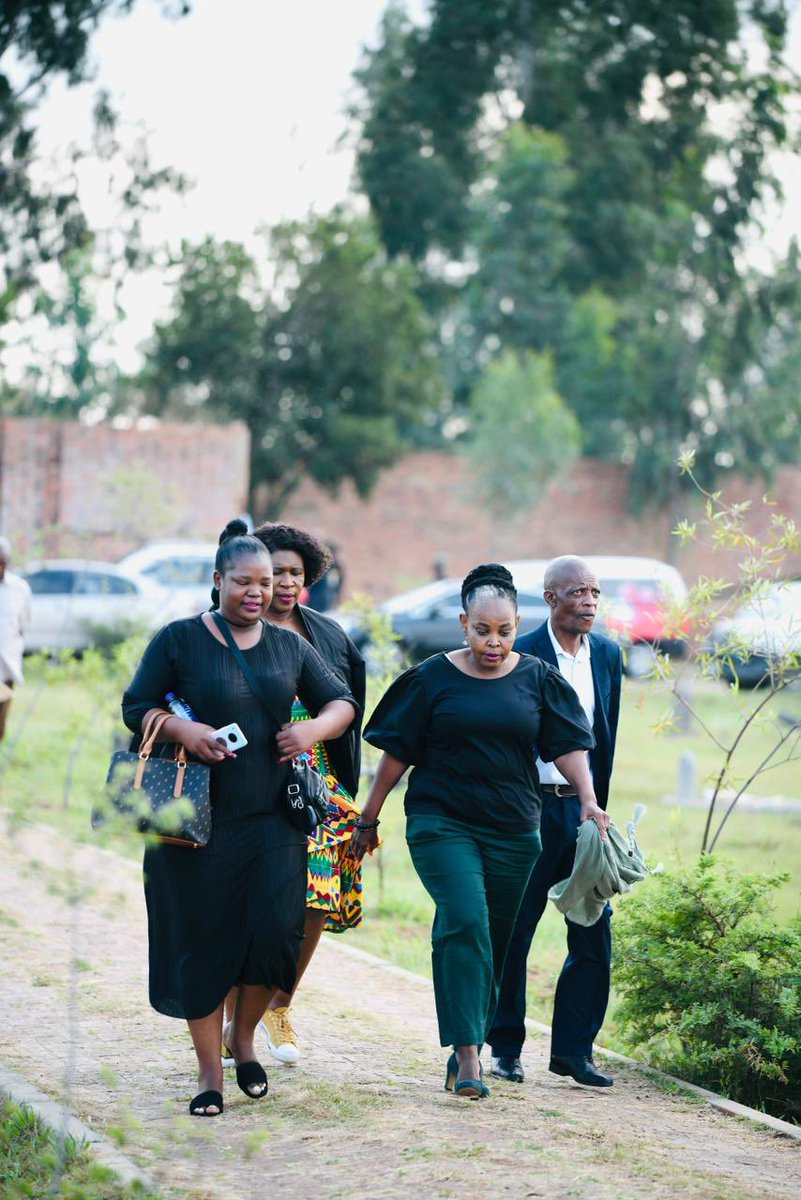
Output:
[285, 754, 331, 834]
[98, 710, 212, 848]
[211, 613, 331, 833]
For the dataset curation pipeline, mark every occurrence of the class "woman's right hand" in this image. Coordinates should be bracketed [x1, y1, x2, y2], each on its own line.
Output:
[176, 722, 237, 764]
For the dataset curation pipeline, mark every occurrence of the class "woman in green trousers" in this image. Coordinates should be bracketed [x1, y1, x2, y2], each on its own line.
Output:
[351, 563, 608, 1098]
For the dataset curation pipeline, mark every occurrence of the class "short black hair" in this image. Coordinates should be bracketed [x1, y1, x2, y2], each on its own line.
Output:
[461, 563, 517, 612]
[253, 522, 333, 587]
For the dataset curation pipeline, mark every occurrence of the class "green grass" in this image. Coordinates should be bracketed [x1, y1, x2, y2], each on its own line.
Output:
[0, 1097, 154, 1199]
[2, 662, 799, 1052]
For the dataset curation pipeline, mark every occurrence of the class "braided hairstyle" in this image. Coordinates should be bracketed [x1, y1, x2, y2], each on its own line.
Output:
[460, 563, 518, 614]
[253, 522, 333, 587]
[210, 518, 270, 610]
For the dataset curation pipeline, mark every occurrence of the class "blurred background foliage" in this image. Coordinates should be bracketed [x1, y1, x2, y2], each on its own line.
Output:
[2, 1, 801, 519]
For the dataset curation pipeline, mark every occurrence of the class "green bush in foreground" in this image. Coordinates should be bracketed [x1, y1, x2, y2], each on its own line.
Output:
[0, 1098, 152, 1199]
[614, 856, 801, 1123]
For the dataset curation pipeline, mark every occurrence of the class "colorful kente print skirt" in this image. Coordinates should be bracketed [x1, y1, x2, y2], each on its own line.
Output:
[291, 698, 363, 932]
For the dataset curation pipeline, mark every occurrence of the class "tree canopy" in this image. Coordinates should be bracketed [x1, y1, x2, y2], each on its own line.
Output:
[354, 0, 801, 507]
[137, 215, 443, 517]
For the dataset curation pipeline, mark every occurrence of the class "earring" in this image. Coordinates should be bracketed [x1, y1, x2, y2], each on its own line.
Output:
[462, 634, 469, 646]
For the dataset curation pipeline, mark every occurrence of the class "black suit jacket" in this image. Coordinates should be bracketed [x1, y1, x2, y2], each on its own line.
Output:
[515, 622, 622, 811]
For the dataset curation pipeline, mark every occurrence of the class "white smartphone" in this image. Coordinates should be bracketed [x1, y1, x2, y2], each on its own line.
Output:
[213, 722, 248, 750]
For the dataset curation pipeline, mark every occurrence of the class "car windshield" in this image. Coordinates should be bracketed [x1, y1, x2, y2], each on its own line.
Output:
[603, 579, 660, 603]
[26, 570, 75, 595]
[75, 571, 137, 596]
[382, 582, 460, 615]
[143, 557, 214, 587]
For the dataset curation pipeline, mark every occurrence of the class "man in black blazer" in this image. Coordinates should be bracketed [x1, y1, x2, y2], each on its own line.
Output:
[489, 555, 623, 1087]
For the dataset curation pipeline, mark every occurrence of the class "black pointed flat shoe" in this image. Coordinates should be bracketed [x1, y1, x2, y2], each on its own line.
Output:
[491, 1055, 524, 1082]
[549, 1055, 613, 1087]
[189, 1089, 224, 1116]
[236, 1060, 268, 1099]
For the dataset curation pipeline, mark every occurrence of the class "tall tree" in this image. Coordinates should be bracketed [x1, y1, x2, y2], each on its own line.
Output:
[0, 1, 185, 338]
[467, 349, 581, 511]
[139, 214, 443, 516]
[139, 238, 266, 425]
[356, 1, 793, 283]
[354, 1, 801, 506]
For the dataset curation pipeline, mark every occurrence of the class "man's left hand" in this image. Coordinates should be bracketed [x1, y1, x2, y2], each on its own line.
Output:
[581, 800, 610, 840]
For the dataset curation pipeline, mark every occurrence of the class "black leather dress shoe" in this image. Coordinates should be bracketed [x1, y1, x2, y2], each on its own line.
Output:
[549, 1055, 613, 1087]
[490, 1055, 525, 1082]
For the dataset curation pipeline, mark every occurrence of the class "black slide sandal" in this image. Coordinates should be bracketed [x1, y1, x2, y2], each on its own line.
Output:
[236, 1061, 268, 1098]
[189, 1089, 224, 1116]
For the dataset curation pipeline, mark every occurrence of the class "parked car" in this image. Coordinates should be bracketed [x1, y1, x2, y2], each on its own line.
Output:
[509, 557, 689, 675]
[339, 576, 554, 662]
[116, 540, 218, 615]
[22, 560, 188, 654]
[339, 555, 689, 674]
[710, 581, 801, 687]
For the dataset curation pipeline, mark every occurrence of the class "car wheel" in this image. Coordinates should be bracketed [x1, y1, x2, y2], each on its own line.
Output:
[722, 655, 775, 689]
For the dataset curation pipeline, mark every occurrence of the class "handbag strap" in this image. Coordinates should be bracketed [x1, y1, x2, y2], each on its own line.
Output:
[138, 710, 190, 793]
[134, 710, 173, 789]
[140, 710, 173, 757]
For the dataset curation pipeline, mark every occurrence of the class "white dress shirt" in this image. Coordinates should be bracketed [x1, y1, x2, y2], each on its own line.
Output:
[536, 618, 595, 786]
[0, 571, 33, 685]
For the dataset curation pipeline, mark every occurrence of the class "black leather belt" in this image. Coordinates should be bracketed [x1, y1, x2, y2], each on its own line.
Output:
[540, 783, 577, 797]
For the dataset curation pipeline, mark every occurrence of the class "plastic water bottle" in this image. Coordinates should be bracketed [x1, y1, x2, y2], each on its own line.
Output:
[165, 692, 198, 722]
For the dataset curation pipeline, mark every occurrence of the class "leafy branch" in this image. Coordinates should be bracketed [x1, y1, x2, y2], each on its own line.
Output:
[653, 452, 801, 854]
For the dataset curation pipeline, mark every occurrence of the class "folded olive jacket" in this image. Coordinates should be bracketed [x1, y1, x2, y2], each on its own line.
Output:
[547, 809, 647, 926]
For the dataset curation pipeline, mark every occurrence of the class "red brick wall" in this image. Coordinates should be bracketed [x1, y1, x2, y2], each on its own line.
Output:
[282, 451, 801, 600]
[0, 417, 250, 561]
[3, 421, 799, 595]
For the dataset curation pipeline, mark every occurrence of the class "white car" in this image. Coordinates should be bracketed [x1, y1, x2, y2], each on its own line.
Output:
[711, 581, 801, 687]
[22, 560, 189, 654]
[116, 540, 219, 615]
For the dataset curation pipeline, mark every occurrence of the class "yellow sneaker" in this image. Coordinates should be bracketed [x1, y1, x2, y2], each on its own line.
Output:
[259, 1006, 300, 1064]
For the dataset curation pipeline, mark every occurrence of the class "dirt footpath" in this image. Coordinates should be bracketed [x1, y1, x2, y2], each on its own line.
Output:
[0, 817, 798, 1200]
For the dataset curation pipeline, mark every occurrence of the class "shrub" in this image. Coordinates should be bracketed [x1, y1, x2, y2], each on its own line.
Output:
[614, 856, 801, 1123]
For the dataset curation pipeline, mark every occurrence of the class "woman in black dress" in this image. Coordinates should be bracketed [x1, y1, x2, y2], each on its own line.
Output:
[122, 523, 358, 1116]
[351, 564, 608, 1098]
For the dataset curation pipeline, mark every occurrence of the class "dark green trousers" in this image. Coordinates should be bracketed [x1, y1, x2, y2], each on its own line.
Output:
[406, 812, 541, 1048]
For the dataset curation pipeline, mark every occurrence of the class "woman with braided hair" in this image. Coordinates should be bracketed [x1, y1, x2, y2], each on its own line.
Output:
[351, 563, 602, 1098]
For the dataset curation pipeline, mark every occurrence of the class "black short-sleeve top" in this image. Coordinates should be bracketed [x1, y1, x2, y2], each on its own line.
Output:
[363, 652, 594, 832]
[122, 615, 357, 821]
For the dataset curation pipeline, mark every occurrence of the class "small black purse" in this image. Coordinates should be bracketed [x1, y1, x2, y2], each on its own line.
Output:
[285, 755, 331, 834]
[211, 613, 330, 834]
